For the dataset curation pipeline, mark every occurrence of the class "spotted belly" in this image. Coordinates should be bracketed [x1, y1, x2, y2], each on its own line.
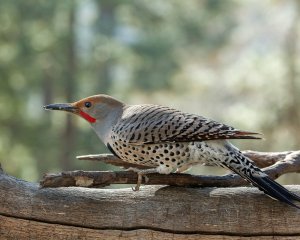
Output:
[110, 140, 192, 171]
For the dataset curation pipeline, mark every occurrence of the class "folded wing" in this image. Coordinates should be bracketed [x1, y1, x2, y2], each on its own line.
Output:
[113, 104, 262, 145]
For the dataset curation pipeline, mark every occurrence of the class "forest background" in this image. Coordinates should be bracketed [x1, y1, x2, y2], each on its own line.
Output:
[1, 0, 299, 185]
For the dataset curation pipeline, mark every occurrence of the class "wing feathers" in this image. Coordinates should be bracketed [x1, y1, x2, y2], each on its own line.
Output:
[114, 105, 262, 144]
[230, 131, 263, 140]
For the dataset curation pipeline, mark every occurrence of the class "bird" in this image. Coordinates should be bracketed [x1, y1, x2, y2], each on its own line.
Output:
[44, 94, 300, 209]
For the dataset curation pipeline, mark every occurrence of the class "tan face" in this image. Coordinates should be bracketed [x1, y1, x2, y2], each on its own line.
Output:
[44, 94, 123, 123]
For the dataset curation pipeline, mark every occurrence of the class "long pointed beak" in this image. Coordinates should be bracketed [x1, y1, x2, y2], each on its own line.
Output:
[44, 103, 77, 113]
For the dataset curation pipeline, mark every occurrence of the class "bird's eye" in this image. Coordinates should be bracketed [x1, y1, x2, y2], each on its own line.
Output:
[84, 101, 92, 108]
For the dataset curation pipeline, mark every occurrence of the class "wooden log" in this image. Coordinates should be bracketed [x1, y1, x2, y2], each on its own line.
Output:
[0, 169, 300, 239]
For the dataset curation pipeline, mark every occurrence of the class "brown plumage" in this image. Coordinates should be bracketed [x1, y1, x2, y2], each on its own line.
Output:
[113, 104, 261, 145]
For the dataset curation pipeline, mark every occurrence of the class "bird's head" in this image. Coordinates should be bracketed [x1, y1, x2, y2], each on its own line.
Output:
[44, 94, 124, 124]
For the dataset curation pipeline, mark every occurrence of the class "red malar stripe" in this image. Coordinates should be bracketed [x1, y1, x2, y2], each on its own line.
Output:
[79, 110, 96, 123]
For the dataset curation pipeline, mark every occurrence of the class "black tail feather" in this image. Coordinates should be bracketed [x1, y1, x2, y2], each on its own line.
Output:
[223, 144, 300, 209]
[225, 164, 300, 209]
[261, 176, 300, 202]
[248, 174, 300, 209]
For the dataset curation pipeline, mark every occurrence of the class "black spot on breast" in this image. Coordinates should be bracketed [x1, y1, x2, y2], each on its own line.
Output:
[130, 134, 135, 141]
[107, 143, 120, 158]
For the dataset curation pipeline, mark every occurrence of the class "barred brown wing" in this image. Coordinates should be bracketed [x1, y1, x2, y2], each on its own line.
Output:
[112, 104, 262, 145]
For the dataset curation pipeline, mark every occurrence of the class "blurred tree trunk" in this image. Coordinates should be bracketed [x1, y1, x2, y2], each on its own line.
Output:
[279, 2, 300, 183]
[284, 2, 300, 144]
[42, 68, 54, 107]
[95, 1, 117, 91]
[37, 67, 54, 175]
[61, 2, 77, 170]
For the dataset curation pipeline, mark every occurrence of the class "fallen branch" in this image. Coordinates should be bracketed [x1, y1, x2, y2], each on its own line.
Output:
[77, 153, 150, 169]
[41, 150, 300, 188]
[76, 151, 294, 169]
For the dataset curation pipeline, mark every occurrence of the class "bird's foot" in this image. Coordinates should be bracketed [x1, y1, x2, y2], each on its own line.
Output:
[175, 165, 191, 173]
[127, 168, 157, 191]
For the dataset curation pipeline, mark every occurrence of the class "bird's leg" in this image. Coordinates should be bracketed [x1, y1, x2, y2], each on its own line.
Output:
[127, 167, 158, 191]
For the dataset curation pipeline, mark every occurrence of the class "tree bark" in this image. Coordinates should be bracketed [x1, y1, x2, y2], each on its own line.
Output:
[0, 167, 300, 239]
[60, 2, 78, 171]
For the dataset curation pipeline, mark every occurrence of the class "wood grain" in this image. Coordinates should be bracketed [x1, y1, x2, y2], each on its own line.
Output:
[1, 169, 300, 239]
[1, 215, 299, 240]
[0, 215, 299, 240]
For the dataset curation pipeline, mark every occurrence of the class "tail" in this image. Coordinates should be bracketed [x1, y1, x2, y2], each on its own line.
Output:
[224, 144, 300, 209]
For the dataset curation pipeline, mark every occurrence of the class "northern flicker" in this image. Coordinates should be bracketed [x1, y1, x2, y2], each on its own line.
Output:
[45, 94, 300, 209]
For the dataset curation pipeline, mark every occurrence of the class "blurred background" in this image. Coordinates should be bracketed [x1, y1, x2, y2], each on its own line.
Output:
[0, 0, 300, 184]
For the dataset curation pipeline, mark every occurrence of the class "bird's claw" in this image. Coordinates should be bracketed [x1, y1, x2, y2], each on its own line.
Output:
[128, 167, 156, 191]
[132, 173, 149, 191]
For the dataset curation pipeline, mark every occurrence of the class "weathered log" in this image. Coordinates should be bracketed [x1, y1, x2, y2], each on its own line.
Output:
[0, 169, 300, 239]
[41, 150, 300, 188]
